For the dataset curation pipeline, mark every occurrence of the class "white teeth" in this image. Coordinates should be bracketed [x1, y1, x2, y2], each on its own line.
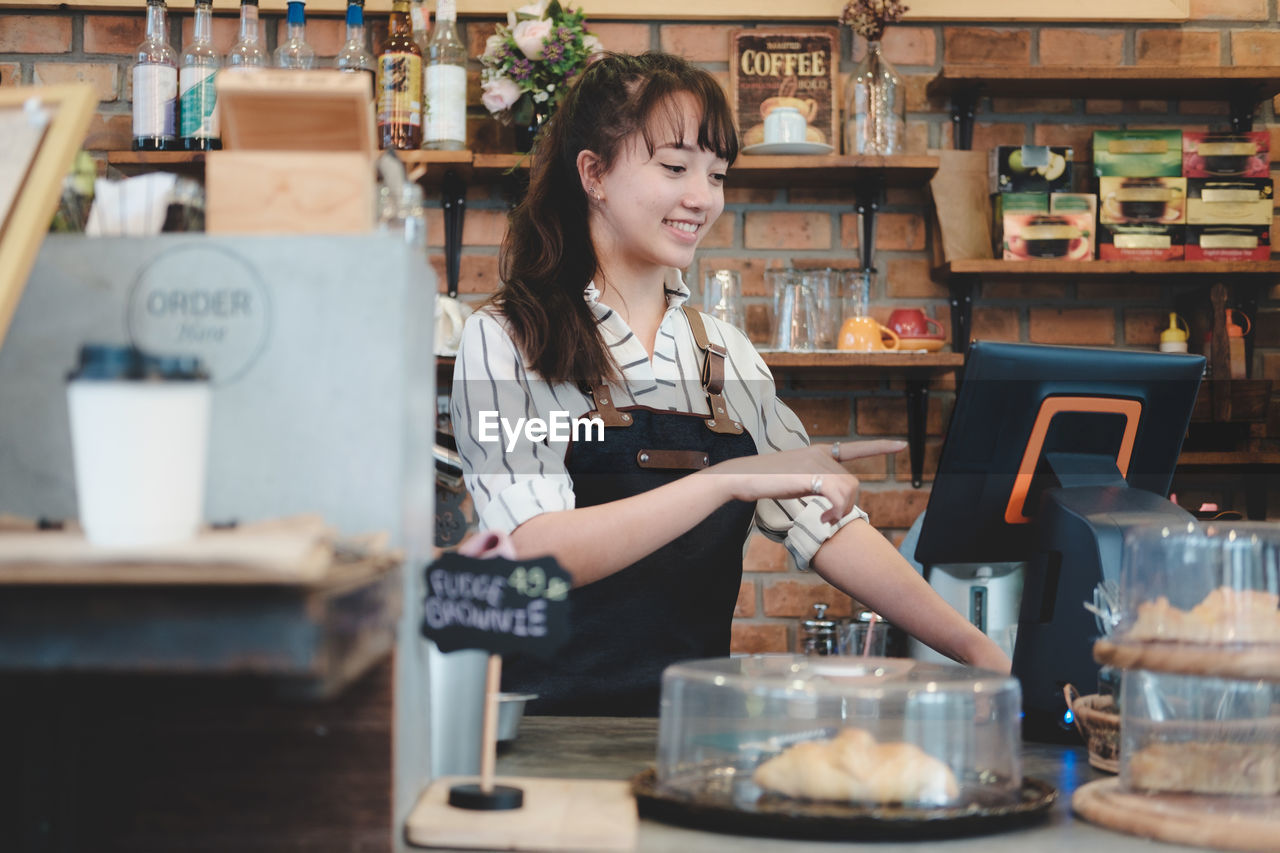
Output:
[664, 220, 699, 233]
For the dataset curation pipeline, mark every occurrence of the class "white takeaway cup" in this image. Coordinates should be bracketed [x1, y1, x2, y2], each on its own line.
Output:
[66, 345, 211, 547]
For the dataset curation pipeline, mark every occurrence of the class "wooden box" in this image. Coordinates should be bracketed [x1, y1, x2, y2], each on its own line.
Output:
[207, 70, 377, 235]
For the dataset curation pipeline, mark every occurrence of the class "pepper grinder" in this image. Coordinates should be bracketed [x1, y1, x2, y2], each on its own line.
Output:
[799, 602, 839, 656]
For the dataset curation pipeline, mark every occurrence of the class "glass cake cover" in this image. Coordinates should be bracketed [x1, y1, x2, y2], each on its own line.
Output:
[1120, 669, 1280, 803]
[1115, 522, 1280, 648]
[656, 655, 1022, 809]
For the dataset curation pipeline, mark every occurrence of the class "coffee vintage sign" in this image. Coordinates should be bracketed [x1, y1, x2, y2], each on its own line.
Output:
[729, 29, 840, 153]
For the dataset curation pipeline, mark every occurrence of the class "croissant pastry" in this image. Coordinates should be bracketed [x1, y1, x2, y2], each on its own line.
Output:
[753, 728, 960, 806]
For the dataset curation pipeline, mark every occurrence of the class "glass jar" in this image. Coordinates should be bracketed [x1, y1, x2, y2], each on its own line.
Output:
[844, 39, 906, 155]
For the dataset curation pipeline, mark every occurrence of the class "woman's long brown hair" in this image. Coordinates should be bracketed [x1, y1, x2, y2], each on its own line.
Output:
[493, 51, 739, 387]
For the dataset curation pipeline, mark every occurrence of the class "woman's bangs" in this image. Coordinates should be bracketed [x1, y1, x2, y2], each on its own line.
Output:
[636, 81, 739, 164]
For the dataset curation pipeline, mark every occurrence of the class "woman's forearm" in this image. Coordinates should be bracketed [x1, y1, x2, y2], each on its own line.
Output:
[508, 468, 735, 586]
[811, 521, 1012, 673]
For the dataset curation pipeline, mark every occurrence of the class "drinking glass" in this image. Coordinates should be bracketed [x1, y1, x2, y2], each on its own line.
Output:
[774, 278, 818, 351]
[701, 268, 744, 328]
[840, 268, 873, 320]
[802, 268, 838, 349]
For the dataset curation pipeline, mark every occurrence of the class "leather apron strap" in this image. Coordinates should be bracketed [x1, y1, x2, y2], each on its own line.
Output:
[681, 305, 744, 435]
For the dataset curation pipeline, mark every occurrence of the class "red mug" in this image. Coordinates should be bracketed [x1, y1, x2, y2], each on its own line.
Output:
[887, 308, 944, 339]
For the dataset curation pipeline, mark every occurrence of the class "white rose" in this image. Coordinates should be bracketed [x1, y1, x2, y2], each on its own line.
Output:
[514, 0, 550, 19]
[512, 18, 554, 60]
[583, 34, 603, 58]
[483, 34, 505, 58]
[480, 77, 523, 113]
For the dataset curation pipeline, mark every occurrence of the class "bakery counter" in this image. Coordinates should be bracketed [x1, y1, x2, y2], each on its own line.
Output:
[481, 716, 1200, 852]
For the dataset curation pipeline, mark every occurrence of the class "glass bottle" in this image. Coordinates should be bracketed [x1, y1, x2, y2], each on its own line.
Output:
[376, 0, 423, 149]
[335, 0, 376, 94]
[409, 0, 430, 113]
[226, 0, 268, 71]
[274, 0, 315, 70]
[844, 40, 905, 155]
[131, 0, 178, 151]
[409, 0, 430, 55]
[180, 0, 220, 150]
[424, 0, 467, 150]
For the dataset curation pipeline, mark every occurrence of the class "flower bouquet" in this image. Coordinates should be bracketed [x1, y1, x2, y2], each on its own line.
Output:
[479, 0, 600, 142]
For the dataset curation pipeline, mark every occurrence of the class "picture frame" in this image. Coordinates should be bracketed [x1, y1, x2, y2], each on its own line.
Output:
[729, 29, 840, 154]
[0, 83, 95, 350]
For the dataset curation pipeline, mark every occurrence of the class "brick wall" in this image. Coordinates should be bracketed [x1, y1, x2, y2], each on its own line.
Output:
[4, 6, 1280, 653]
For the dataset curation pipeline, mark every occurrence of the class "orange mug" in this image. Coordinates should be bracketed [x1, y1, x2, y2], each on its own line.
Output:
[838, 316, 900, 352]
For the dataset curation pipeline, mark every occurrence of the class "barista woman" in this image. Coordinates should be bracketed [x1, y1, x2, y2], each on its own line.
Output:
[451, 52, 1009, 715]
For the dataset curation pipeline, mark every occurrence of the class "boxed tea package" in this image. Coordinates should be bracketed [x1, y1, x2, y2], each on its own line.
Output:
[1092, 130, 1182, 177]
[1186, 225, 1271, 261]
[990, 145, 1073, 193]
[1098, 223, 1185, 261]
[1002, 212, 1094, 260]
[992, 192, 1049, 253]
[1050, 192, 1097, 219]
[1099, 177, 1187, 225]
[1183, 131, 1270, 178]
[1186, 179, 1273, 225]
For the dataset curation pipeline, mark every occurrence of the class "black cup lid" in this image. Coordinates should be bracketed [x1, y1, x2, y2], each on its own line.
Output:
[67, 344, 209, 381]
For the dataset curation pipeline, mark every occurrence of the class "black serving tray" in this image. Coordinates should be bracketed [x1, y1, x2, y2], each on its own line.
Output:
[631, 768, 1057, 841]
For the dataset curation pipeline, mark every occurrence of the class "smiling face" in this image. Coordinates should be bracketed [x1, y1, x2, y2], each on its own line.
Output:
[587, 93, 728, 284]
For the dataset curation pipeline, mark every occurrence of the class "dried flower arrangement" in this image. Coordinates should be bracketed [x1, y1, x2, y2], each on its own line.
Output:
[839, 0, 909, 42]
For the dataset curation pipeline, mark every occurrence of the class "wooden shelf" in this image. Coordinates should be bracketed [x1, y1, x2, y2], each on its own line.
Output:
[1179, 450, 1280, 466]
[730, 154, 937, 187]
[105, 150, 208, 176]
[760, 350, 961, 374]
[927, 65, 1280, 101]
[440, 352, 960, 378]
[936, 260, 1280, 280]
[104, 149, 935, 188]
[472, 152, 939, 187]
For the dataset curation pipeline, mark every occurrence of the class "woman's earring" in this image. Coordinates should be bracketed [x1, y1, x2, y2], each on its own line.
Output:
[589, 186, 600, 201]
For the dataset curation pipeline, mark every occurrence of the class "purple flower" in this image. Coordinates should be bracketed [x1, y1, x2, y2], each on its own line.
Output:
[510, 58, 534, 81]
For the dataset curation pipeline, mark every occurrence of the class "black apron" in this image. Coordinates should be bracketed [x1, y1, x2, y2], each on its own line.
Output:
[503, 307, 759, 716]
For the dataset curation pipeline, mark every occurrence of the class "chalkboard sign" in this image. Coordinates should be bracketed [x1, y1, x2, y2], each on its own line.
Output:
[420, 553, 570, 659]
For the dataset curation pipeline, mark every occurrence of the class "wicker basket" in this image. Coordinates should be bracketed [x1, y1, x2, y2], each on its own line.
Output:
[1064, 684, 1120, 774]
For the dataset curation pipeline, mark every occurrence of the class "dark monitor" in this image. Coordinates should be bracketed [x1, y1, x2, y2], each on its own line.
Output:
[916, 341, 1204, 565]
[915, 341, 1204, 741]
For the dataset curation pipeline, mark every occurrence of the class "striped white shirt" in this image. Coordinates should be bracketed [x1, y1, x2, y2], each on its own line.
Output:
[449, 268, 869, 570]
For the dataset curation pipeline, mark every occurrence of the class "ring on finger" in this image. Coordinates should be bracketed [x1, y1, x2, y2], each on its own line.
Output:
[831, 442, 841, 461]
[811, 474, 823, 495]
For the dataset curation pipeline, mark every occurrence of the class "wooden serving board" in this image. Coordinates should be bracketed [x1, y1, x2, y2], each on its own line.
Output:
[1073, 778, 1280, 852]
[405, 776, 637, 851]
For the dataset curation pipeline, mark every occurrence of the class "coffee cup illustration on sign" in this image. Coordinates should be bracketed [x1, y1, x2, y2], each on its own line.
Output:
[742, 76, 828, 148]
[760, 96, 818, 123]
[763, 107, 807, 145]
